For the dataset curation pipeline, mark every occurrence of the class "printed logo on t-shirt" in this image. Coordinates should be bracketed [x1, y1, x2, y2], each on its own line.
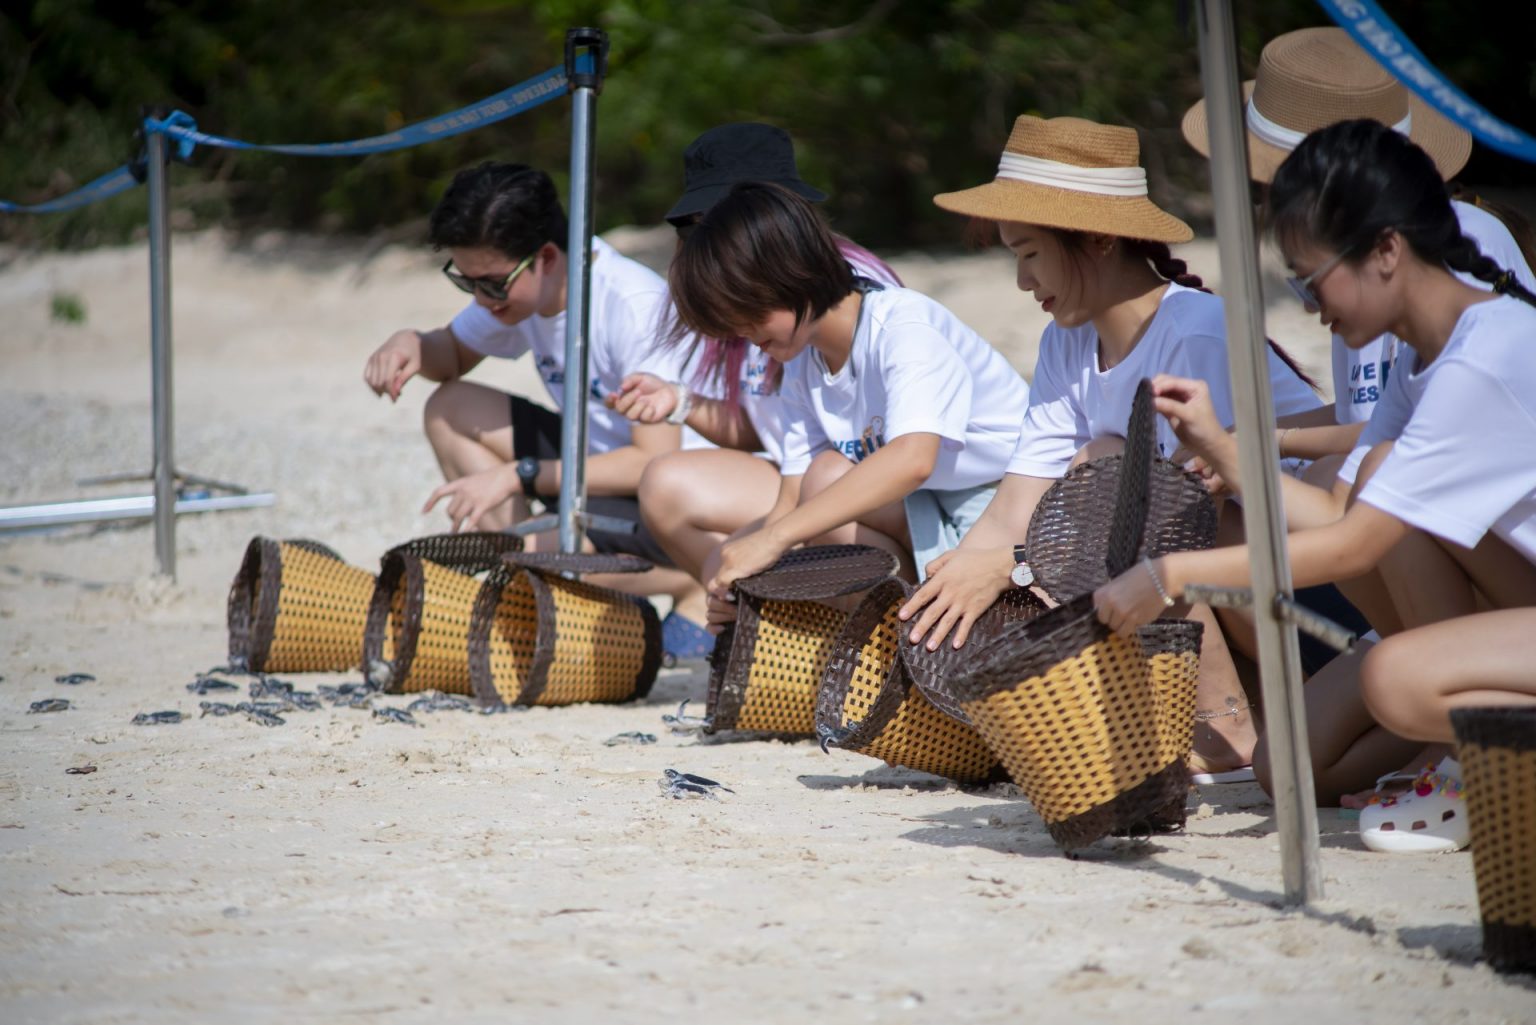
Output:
[1346, 352, 1394, 411]
[745, 359, 774, 396]
[535, 354, 604, 401]
[832, 415, 886, 462]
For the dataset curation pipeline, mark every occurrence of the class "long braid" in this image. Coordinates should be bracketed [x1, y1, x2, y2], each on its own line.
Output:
[1128, 239, 1321, 391]
[1444, 234, 1536, 309]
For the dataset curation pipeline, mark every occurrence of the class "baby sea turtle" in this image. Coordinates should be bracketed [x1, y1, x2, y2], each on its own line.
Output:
[132, 710, 185, 725]
[28, 699, 71, 714]
[659, 768, 734, 799]
[604, 731, 658, 747]
[65, 765, 98, 775]
[286, 692, 323, 712]
[372, 707, 421, 727]
[186, 677, 239, 695]
[199, 701, 240, 717]
[239, 704, 285, 727]
[816, 721, 858, 754]
[659, 700, 712, 734]
[406, 693, 474, 714]
[248, 678, 295, 701]
[55, 673, 95, 685]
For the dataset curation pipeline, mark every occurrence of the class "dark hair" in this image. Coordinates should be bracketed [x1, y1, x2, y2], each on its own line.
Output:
[428, 162, 568, 257]
[667, 182, 854, 345]
[1450, 183, 1536, 283]
[1269, 119, 1536, 308]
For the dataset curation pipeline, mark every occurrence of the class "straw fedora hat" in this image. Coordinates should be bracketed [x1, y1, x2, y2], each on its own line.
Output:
[933, 115, 1192, 244]
[1182, 27, 1471, 183]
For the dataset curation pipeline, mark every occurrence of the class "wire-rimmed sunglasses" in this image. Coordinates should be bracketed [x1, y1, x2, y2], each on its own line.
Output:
[442, 250, 537, 302]
[1284, 246, 1354, 308]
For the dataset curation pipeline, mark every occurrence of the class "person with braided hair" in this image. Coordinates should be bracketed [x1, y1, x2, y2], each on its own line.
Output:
[1094, 119, 1536, 852]
[900, 114, 1324, 785]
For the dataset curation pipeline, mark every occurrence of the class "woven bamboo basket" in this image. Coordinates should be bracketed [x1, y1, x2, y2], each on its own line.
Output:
[817, 579, 1003, 784]
[467, 552, 662, 707]
[1451, 706, 1536, 974]
[227, 537, 379, 673]
[945, 380, 1205, 851]
[706, 545, 898, 737]
[362, 532, 524, 695]
[903, 586, 1050, 724]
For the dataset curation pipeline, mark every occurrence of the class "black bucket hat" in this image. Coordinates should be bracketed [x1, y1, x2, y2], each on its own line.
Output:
[665, 123, 828, 226]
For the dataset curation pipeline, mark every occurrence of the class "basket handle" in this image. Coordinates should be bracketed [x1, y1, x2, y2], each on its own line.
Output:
[1104, 378, 1156, 579]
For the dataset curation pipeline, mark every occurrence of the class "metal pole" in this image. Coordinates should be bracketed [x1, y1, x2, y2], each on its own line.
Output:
[145, 119, 177, 579]
[557, 29, 608, 555]
[1193, 0, 1323, 905]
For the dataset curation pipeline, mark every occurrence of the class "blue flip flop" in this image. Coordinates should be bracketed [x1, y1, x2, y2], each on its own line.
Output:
[661, 611, 715, 665]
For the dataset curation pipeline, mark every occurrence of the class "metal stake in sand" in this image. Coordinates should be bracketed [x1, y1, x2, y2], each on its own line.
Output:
[146, 110, 176, 578]
[1194, 0, 1323, 905]
[556, 28, 609, 555]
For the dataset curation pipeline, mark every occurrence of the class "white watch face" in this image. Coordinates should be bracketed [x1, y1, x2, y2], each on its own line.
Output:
[1010, 561, 1034, 588]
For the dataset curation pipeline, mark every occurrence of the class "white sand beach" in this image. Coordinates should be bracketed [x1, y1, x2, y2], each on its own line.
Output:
[1, 229, 1531, 1024]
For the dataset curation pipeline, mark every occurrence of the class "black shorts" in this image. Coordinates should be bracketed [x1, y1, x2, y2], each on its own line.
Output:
[508, 395, 674, 567]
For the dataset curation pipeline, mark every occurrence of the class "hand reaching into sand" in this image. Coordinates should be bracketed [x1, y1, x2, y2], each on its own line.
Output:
[605, 373, 677, 424]
[365, 329, 425, 402]
[422, 465, 519, 532]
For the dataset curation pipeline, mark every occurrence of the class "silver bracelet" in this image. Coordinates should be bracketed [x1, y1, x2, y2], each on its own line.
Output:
[665, 382, 693, 426]
[1142, 557, 1176, 608]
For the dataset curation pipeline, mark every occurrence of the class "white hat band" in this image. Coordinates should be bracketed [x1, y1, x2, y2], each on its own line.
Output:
[1246, 99, 1411, 152]
[995, 152, 1148, 197]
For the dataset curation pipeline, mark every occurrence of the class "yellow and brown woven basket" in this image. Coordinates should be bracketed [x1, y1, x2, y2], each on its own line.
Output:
[466, 552, 661, 707]
[705, 545, 898, 737]
[362, 532, 523, 695]
[227, 537, 378, 673]
[1451, 706, 1536, 974]
[817, 579, 1003, 784]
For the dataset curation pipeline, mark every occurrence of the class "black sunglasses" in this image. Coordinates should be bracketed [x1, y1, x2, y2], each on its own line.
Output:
[441, 250, 537, 302]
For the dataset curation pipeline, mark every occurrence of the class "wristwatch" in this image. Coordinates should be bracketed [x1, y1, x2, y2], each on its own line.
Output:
[665, 382, 693, 426]
[515, 456, 541, 500]
[1009, 543, 1035, 588]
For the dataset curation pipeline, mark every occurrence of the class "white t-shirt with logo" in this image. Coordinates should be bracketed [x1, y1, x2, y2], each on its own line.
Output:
[777, 285, 1028, 491]
[742, 244, 902, 465]
[1009, 282, 1323, 477]
[449, 238, 691, 454]
[1342, 297, 1536, 564]
[1332, 200, 1535, 423]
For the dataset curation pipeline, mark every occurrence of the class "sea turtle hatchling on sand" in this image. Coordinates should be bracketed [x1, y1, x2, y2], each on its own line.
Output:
[659, 768, 735, 799]
[28, 699, 70, 714]
[372, 707, 422, 727]
[659, 700, 712, 734]
[199, 701, 240, 717]
[131, 710, 185, 725]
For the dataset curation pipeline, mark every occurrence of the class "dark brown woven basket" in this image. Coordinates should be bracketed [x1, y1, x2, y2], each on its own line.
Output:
[944, 379, 1204, 851]
[705, 545, 899, 736]
[227, 537, 379, 673]
[362, 532, 524, 695]
[1026, 449, 1218, 604]
[903, 586, 1050, 724]
[1451, 706, 1536, 974]
[466, 552, 661, 707]
[816, 579, 1004, 784]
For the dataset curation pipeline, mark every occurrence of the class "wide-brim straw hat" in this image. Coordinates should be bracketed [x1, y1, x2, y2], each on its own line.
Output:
[1181, 27, 1471, 184]
[933, 115, 1192, 244]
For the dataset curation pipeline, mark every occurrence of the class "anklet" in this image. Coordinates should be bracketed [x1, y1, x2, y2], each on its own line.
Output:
[1194, 700, 1251, 721]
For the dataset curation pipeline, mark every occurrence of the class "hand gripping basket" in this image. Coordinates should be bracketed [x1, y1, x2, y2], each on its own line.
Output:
[227, 537, 379, 673]
[1451, 706, 1536, 974]
[705, 545, 899, 737]
[945, 380, 1209, 851]
[816, 578, 1004, 784]
[362, 532, 524, 695]
[467, 552, 662, 707]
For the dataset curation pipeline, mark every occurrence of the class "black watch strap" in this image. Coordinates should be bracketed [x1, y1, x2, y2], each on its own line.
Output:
[516, 456, 541, 500]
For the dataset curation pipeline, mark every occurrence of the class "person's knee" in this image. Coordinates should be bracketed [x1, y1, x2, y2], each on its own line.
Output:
[638, 452, 693, 529]
[422, 380, 472, 437]
[1359, 634, 1415, 736]
[1070, 435, 1125, 468]
[801, 449, 854, 500]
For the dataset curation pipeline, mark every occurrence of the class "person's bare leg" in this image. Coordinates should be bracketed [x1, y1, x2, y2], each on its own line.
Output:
[637, 449, 781, 580]
[798, 450, 915, 580]
[422, 380, 528, 531]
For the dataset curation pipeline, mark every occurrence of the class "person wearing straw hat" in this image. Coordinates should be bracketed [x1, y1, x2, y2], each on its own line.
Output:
[361, 161, 710, 643]
[1094, 119, 1536, 852]
[1178, 27, 1536, 805]
[665, 180, 1029, 612]
[899, 113, 1324, 785]
[603, 124, 901, 655]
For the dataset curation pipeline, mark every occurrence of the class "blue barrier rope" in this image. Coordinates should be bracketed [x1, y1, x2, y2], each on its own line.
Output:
[1317, 0, 1536, 164]
[1, 56, 585, 215]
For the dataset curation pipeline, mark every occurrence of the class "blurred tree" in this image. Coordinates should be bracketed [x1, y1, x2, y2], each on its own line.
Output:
[1, 1, 1527, 249]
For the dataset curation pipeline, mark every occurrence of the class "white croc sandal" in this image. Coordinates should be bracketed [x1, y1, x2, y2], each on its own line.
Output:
[1359, 756, 1469, 854]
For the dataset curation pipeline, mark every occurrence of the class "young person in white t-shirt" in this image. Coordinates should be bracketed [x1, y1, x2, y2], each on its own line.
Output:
[600, 124, 901, 656]
[899, 114, 1322, 783]
[1094, 120, 1536, 852]
[663, 181, 1028, 622]
[360, 162, 706, 631]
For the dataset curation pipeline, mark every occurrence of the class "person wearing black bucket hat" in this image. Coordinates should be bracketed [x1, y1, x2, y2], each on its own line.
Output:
[606, 124, 899, 653]
[664, 123, 827, 227]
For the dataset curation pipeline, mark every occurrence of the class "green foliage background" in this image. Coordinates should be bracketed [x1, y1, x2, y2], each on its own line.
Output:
[2, 1, 1530, 249]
